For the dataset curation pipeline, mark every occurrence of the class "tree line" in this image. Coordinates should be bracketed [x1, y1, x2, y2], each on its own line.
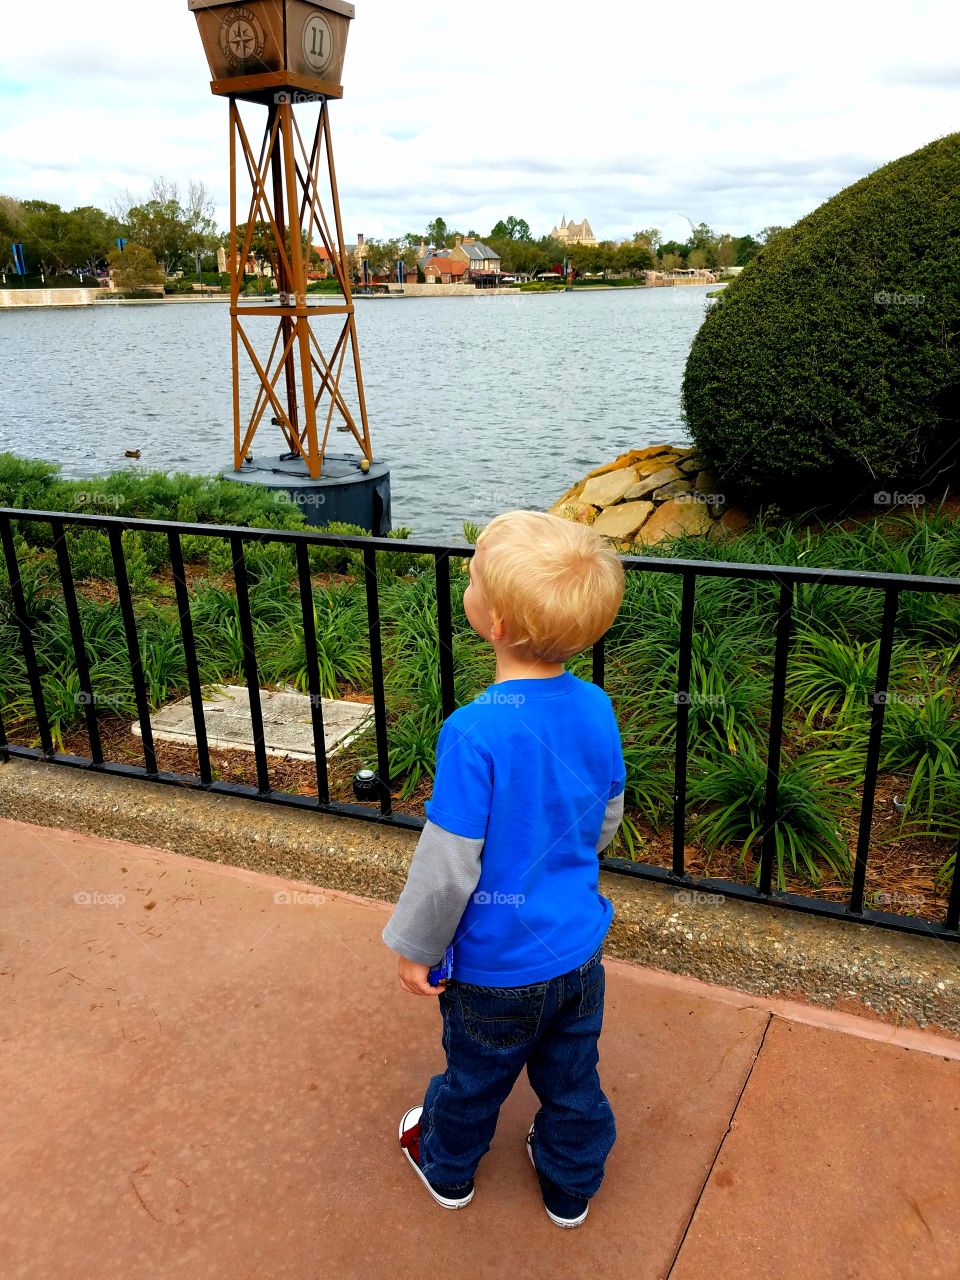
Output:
[0, 184, 784, 287]
[366, 216, 785, 279]
[0, 179, 220, 285]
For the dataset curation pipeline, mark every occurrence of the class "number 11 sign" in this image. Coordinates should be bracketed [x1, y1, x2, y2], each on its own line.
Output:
[189, 0, 353, 95]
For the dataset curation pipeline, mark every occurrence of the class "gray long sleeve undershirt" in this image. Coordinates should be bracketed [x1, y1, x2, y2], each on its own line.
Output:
[597, 789, 624, 855]
[381, 789, 626, 966]
[382, 820, 484, 966]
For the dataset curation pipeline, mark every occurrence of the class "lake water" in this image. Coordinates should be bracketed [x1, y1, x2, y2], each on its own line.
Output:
[0, 286, 715, 540]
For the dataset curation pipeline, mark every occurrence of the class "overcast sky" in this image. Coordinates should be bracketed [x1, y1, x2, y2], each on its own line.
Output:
[1, 0, 956, 246]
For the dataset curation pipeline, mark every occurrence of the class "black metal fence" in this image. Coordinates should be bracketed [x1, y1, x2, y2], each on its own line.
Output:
[1, 506, 959, 944]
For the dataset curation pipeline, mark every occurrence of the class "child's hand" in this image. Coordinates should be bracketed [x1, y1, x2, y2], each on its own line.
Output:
[397, 955, 445, 997]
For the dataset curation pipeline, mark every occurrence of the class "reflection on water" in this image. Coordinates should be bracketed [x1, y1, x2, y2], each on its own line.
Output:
[0, 286, 713, 539]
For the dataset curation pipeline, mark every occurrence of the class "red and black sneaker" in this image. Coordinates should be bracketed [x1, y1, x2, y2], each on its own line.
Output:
[398, 1106, 475, 1209]
[526, 1123, 590, 1228]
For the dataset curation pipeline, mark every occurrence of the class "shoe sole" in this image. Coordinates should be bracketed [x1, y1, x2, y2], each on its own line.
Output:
[399, 1107, 474, 1209]
[526, 1124, 589, 1228]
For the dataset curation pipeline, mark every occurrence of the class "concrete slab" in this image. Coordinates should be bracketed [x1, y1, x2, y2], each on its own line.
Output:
[672, 1018, 960, 1280]
[131, 683, 371, 760]
[0, 820, 768, 1280]
[6, 758, 957, 1035]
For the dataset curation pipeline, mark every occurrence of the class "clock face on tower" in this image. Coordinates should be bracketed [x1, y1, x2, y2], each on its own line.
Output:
[302, 12, 335, 74]
[219, 7, 266, 70]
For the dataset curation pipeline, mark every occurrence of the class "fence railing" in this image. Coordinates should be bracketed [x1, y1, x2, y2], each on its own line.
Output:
[1, 506, 959, 943]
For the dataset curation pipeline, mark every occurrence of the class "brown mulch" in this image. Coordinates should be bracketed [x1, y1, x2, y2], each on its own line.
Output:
[73, 563, 360, 606]
[74, 578, 120, 605]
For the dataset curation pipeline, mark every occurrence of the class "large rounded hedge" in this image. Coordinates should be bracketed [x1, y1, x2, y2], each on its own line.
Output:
[682, 133, 960, 503]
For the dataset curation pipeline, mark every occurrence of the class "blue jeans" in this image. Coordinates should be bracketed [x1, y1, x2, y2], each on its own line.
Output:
[418, 944, 616, 1200]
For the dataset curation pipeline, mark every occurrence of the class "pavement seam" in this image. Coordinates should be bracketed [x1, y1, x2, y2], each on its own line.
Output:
[664, 1011, 774, 1280]
[603, 957, 960, 1061]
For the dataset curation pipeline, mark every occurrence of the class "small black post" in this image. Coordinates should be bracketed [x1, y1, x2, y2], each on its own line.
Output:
[231, 534, 270, 795]
[435, 551, 456, 720]
[758, 580, 794, 896]
[850, 587, 900, 915]
[672, 572, 696, 878]
[363, 545, 392, 815]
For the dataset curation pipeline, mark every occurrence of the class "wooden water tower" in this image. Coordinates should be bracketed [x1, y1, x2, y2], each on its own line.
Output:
[189, 0, 391, 532]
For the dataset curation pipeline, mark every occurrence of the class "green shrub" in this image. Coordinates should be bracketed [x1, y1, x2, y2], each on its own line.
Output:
[0, 453, 310, 535]
[386, 703, 445, 800]
[0, 454, 67, 511]
[206, 538, 236, 576]
[307, 521, 370, 575]
[303, 522, 425, 579]
[618, 739, 673, 836]
[243, 539, 297, 585]
[682, 133, 960, 502]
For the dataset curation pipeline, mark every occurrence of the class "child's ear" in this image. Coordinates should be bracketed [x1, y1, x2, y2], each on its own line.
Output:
[490, 614, 506, 643]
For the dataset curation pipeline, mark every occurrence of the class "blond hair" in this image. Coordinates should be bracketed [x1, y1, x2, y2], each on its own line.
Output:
[473, 510, 625, 662]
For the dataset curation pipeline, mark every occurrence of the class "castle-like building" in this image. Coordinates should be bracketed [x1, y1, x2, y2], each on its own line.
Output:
[548, 216, 598, 246]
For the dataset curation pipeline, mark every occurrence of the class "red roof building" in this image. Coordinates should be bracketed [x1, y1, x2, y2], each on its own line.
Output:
[423, 256, 469, 284]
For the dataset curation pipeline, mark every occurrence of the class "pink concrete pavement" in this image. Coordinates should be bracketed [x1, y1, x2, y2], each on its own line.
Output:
[2, 816, 960, 1280]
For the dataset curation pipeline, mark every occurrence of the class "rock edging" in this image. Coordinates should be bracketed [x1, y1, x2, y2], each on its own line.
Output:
[549, 444, 750, 549]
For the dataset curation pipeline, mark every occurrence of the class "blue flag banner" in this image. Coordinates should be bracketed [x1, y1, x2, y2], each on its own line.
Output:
[396, 259, 404, 285]
[12, 242, 26, 275]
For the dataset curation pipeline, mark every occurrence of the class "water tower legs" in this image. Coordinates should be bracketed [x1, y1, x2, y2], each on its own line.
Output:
[226, 96, 372, 480]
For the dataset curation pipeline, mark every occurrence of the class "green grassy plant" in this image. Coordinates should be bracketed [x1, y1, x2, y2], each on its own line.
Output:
[880, 678, 960, 830]
[687, 742, 853, 888]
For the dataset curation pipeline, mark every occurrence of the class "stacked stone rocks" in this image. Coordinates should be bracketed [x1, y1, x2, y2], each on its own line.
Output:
[548, 444, 749, 549]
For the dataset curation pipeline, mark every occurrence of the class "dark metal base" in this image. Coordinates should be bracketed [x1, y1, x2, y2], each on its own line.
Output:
[222, 453, 391, 534]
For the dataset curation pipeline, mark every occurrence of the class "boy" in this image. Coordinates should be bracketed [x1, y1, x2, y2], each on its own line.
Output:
[382, 509, 626, 1229]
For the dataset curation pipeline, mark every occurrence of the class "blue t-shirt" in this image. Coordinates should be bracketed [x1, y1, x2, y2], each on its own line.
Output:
[424, 670, 627, 986]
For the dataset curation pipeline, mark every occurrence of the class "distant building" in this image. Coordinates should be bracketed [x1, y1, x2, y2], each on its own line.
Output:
[424, 256, 469, 284]
[308, 245, 334, 279]
[218, 233, 371, 283]
[643, 268, 718, 287]
[421, 236, 502, 286]
[451, 237, 501, 278]
[217, 245, 272, 278]
[548, 216, 598, 247]
[308, 233, 366, 280]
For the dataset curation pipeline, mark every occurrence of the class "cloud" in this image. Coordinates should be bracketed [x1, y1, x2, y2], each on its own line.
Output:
[877, 63, 960, 89]
[0, 0, 957, 245]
